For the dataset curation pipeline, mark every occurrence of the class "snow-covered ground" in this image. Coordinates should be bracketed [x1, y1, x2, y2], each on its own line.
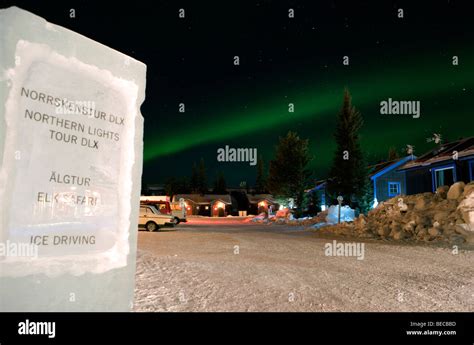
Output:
[133, 219, 474, 312]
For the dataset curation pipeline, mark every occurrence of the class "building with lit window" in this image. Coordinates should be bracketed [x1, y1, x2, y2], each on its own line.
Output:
[172, 194, 232, 217]
[247, 194, 278, 215]
[398, 137, 474, 194]
[369, 155, 416, 204]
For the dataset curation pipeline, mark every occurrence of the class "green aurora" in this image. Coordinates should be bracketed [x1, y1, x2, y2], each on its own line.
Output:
[143, 48, 474, 180]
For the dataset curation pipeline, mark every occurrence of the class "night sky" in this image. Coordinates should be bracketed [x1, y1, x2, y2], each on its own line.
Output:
[3, 0, 474, 187]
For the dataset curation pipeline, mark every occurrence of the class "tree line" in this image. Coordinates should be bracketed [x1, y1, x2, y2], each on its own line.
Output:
[164, 155, 267, 197]
[165, 88, 378, 216]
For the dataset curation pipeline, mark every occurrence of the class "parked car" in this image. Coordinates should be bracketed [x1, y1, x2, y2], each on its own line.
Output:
[140, 198, 187, 224]
[139, 205, 176, 232]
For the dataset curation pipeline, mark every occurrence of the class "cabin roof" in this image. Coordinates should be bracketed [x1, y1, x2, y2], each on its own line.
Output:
[247, 194, 277, 204]
[369, 155, 416, 180]
[398, 137, 474, 171]
[172, 194, 232, 205]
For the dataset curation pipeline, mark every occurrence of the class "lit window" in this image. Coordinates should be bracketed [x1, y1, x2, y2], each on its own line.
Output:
[433, 165, 456, 189]
[388, 182, 401, 197]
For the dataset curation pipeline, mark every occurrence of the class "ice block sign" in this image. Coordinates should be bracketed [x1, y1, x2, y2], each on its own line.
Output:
[0, 7, 145, 280]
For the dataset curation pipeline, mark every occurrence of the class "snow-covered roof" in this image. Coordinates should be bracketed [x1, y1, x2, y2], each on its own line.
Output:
[369, 156, 416, 180]
[398, 137, 474, 170]
[247, 194, 277, 204]
[172, 194, 232, 205]
[306, 180, 327, 193]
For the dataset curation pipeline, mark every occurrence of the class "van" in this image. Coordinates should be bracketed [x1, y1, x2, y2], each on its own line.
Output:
[170, 199, 187, 223]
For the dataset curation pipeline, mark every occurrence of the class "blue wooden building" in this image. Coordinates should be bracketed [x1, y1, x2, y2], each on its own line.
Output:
[397, 137, 474, 194]
[369, 155, 416, 204]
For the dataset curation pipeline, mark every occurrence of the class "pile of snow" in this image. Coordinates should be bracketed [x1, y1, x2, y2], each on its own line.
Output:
[295, 216, 313, 221]
[312, 222, 330, 229]
[349, 181, 474, 245]
[325, 205, 355, 224]
[251, 213, 267, 222]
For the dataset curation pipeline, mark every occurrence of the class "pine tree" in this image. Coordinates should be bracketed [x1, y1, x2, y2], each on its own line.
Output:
[327, 88, 372, 214]
[267, 131, 312, 214]
[197, 158, 208, 195]
[357, 172, 374, 214]
[255, 155, 267, 194]
[213, 171, 227, 194]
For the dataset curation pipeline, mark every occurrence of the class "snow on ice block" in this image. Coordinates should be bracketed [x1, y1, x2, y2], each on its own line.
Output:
[325, 205, 355, 224]
[0, 7, 146, 311]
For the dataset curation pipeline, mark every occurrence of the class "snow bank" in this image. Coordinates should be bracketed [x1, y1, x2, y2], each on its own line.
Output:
[325, 205, 355, 224]
[251, 213, 267, 222]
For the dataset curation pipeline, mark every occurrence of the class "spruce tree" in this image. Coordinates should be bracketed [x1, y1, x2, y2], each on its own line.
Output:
[327, 89, 372, 213]
[267, 131, 312, 214]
